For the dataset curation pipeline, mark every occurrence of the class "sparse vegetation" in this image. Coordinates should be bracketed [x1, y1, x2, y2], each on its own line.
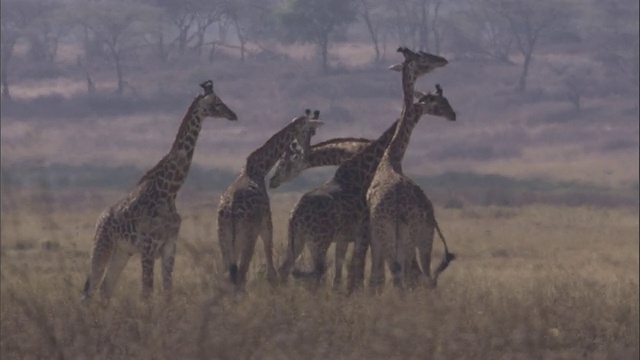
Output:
[1, 193, 638, 359]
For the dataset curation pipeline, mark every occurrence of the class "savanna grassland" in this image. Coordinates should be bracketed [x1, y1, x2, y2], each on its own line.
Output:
[2, 0, 639, 357]
[0, 189, 638, 359]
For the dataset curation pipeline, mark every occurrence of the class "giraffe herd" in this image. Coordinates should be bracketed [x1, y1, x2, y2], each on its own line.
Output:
[82, 47, 458, 302]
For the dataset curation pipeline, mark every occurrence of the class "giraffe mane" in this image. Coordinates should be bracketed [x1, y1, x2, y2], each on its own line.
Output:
[136, 94, 205, 185]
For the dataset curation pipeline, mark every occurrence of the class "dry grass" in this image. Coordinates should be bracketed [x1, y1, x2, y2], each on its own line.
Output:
[1, 189, 638, 359]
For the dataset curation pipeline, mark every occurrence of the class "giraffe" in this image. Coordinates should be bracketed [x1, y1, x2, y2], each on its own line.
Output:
[270, 135, 426, 287]
[367, 48, 457, 293]
[216, 109, 323, 289]
[82, 80, 238, 302]
[277, 49, 451, 292]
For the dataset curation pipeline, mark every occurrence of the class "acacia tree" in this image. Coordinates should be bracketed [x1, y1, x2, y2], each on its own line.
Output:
[23, 1, 69, 64]
[69, 2, 160, 96]
[483, 0, 572, 93]
[582, 0, 638, 100]
[155, 0, 196, 56]
[277, 0, 357, 74]
[0, 0, 57, 100]
[358, 0, 385, 62]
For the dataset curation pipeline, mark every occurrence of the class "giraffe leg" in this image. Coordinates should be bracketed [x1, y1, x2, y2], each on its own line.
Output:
[347, 221, 370, 294]
[406, 224, 424, 290]
[368, 236, 385, 294]
[98, 249, 131, 301]
[278, 222, 306, 283]
[417, 224, 436, 288]
[332, 240, 349, 290]
[259, 215, 277, 286]
[406, 253, 423, 290]
[387, 222, 409, 293]
[161, 214, 181, 296]
[369, 219, 393, 293]
[236, 227, 259, 288]
[161, 242, 177, 295]
[140, 242, 155, 299]
[217, 214, 237, 284]
[306, 237, 331, 287]
[82, 217, 115, 302]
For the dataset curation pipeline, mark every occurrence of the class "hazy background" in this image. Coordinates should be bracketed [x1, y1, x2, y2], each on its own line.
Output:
[1, 0, 638, 208]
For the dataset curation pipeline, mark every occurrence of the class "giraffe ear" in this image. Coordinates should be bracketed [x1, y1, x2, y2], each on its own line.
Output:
[388, 63, 403, 72]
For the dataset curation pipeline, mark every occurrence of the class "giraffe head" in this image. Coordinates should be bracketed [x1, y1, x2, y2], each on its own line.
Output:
[268, 109, 322, 188]
[194, 80, 238, 121]
[269, 140, 306, 188]
[414, 84, 456, 121]
[388, 47, 449, 78]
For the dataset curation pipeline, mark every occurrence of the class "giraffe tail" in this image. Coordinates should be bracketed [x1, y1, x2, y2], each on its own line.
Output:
[432, 216, 455, 281]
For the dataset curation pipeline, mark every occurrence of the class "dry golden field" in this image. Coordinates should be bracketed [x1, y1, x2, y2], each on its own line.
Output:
[1, 187, 638, 359]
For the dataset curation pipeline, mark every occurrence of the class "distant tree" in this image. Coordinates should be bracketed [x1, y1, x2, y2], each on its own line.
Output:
[155, 0, 197, 56]
[1, 0, 58, 100]
[482, 0, 573, 93]
[357, 0, 385, 62]
[191, 0, 225, 57]
[277, 0, 357, 73]
[66, 2, 160, 96]
[23, 1, 70, 65]
[549, 62, 599, 112]
[581, 0, 638, 100]
[448, 3, 513, 63]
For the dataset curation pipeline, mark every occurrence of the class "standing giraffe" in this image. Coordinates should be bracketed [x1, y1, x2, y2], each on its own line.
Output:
[82, 80, 238, 302]
[367, 48, 457, 293]
[270, 135, 425, 287]
[216, 109, 323, 289]
[278, 50, 451, 292]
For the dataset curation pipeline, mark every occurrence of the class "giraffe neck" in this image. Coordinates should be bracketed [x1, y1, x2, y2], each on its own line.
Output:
[381, 63, 419, 173]
[137, 96, 204, 195]
[304, 137, 373, 168]
[244, 119, 305, 179]
[331, 119, 400, 192]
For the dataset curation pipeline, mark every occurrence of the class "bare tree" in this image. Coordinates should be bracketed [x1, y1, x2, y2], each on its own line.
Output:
[449, 1, 513, 62]
[483, 0, 571, 93]
[21, 1, 73, 66]
[358, 0, 384, 62]
[164, 0, 196, 55]
[383, 0, 450, 54]
[67, 2, 160, 95]
[191, 0, 224, 57]
[549, 62, 599, 112]
[278, 0, 358, 74]
[0, 0, 55, 100]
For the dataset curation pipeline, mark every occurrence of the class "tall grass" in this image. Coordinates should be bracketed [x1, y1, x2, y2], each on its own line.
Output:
[1, 191, 638, 359]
